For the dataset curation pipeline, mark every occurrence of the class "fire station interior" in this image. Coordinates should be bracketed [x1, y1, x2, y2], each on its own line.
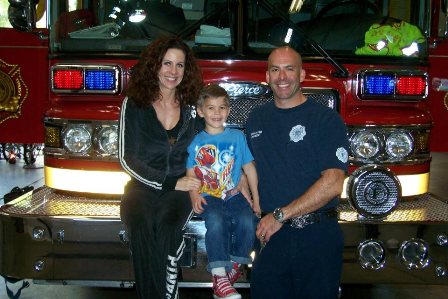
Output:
[1, 153, 447, 299]
[2, 0, 448, 298]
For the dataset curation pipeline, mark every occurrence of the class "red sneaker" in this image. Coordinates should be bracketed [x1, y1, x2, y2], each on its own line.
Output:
[227, 263, 242, 285]
[212, 275, 242, 299]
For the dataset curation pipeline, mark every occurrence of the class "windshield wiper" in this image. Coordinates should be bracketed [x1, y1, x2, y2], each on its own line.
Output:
[259, 0, 349, 78]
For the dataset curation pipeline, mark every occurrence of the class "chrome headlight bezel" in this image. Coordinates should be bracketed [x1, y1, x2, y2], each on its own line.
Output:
[385, 131, 413, 159]
[95, 125, 119, 156]
[350, 131, 381, 160]
[63, 125, 92, 154]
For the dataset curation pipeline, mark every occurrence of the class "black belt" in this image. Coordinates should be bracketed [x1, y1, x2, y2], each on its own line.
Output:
[262, 209, 338, 229]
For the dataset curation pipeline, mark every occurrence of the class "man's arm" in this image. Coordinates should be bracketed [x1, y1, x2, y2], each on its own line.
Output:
[256, 168, 346, 242]
[282, 168, 345, 220]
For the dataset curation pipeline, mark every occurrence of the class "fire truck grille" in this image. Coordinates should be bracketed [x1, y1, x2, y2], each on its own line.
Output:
[2, 188, 447, 222]
[226, 88, 339, 129]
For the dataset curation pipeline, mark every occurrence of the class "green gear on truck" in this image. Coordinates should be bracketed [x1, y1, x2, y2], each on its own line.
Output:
[355, 21, 425, 56]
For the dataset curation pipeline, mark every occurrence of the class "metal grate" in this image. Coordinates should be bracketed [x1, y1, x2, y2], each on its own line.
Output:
[3, 188, 447, 222]
[226, 88, 339, 129]
[1, 187, 120, 217]
[338, 193, 448, 222]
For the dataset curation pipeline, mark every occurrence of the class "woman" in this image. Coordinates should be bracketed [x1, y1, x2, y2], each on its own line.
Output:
[119, 36, 203, 299]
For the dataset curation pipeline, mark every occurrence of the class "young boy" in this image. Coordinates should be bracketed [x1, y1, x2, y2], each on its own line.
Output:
[186, 84, 260, 299]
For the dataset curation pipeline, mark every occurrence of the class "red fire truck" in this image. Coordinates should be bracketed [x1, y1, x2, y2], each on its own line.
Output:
[0, 0, 447, 292]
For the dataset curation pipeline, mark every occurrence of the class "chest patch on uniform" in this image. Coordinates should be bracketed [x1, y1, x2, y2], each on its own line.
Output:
[289, 124, 306, 142]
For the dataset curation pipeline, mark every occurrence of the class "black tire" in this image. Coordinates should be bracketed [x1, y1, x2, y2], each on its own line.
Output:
[24, 144, 40, 165]
[2, 143, 13, 161]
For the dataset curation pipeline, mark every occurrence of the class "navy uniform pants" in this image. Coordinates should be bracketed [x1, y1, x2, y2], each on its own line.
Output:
[120, 180, 193, 299]
[250, 217, 343, 299]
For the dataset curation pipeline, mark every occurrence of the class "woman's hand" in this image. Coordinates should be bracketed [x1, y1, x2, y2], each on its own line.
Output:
[175, 176, 202, 192]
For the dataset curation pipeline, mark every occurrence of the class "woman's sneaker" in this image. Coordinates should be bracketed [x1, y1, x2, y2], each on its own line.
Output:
[212, 275, 242, 299]
[227, 263, 242, 285]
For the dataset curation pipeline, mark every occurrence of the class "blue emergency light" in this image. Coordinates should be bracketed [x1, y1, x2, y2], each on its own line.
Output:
[85, 69, 116, 91]
[364, 74, 395, 95]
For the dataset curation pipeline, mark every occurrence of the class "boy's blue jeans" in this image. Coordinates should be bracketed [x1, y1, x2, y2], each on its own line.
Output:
[201, 193, 257, 272]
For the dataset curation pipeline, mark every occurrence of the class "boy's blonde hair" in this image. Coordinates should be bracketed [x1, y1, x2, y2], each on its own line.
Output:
[197, 84, 230, 107]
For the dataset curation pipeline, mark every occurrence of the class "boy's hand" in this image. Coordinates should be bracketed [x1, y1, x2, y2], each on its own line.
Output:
[236, 174, 251, 205]
[191, 193, 207, 214]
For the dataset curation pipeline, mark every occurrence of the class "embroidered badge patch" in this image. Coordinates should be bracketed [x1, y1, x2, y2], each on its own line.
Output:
[251, 130, 262, 139]
[289, 125, 306, 142]
[336, 147, 348, 163]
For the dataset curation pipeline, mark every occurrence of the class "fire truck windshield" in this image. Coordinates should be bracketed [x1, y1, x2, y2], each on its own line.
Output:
[47, 0, 429, 60]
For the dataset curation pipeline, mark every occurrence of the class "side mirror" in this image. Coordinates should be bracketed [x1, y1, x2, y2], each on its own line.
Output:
[8, 0, 38, 32]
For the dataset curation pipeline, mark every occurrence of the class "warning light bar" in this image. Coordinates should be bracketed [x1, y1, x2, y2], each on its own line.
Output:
[52, 64, 121, 94]
[357, 70, 427, 101]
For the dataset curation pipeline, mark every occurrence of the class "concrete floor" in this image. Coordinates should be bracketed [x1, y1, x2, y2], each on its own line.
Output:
[0, 152, 447, 299]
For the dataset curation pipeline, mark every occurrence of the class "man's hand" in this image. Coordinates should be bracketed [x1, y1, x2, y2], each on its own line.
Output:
[256, 213, 283, 245]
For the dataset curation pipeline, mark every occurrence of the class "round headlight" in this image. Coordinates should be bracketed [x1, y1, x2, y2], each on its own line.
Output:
[386, 131, 413, 159]
[398, 239, 430, 270]
[64, 126, 92, 153]
[97, 126, 118, 155]
[358, 239, 386, 270]
[350, 131, 381, 159]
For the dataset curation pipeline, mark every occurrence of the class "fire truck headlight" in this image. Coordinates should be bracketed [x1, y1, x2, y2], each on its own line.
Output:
[399, 239, 430, 270]
[385, 131, 413, 159]
[350, 131, 381, 159]
[347, 165, 401, 218]
[96, 126, 118, 155]
[64, 126, 92, 154]
[358, 239, 386, 270]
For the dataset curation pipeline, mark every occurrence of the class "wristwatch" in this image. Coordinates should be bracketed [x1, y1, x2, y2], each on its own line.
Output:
[273, 207, 285, 223]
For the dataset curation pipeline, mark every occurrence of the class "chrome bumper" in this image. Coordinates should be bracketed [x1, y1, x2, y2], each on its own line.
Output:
[0, 187, 447, 286]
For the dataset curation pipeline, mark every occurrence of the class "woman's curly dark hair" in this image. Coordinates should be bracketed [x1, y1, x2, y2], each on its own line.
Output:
[127, 36, 203, 107]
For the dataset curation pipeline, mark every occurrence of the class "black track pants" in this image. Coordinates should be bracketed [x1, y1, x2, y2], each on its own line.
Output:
[120, 181, 193, 299]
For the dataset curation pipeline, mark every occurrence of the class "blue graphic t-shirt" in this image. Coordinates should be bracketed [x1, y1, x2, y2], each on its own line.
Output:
[187, 128, 254, 199]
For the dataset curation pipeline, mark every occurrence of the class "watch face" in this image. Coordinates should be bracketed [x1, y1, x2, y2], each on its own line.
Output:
[274, 208, 284, 222]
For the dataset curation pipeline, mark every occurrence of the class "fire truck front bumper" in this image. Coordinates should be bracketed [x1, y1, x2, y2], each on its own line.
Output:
[0, 187, 447, 287]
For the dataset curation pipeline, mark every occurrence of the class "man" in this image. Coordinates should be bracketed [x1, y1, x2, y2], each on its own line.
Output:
[246, 46, 349, 299]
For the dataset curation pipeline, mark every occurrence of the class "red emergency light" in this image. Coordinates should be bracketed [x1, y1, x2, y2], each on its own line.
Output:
[53, 69, 84, 90]
[357, 70, 428, 101]
[396, 76, 426, 95]
[51, 64, 121, 94]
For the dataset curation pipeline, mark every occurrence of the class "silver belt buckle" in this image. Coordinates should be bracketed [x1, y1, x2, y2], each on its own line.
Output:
[290, 214, 311, 229]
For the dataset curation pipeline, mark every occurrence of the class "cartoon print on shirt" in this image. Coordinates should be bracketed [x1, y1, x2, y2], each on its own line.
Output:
[289, 124, 306, 142]
[193, 144, 235, 199]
